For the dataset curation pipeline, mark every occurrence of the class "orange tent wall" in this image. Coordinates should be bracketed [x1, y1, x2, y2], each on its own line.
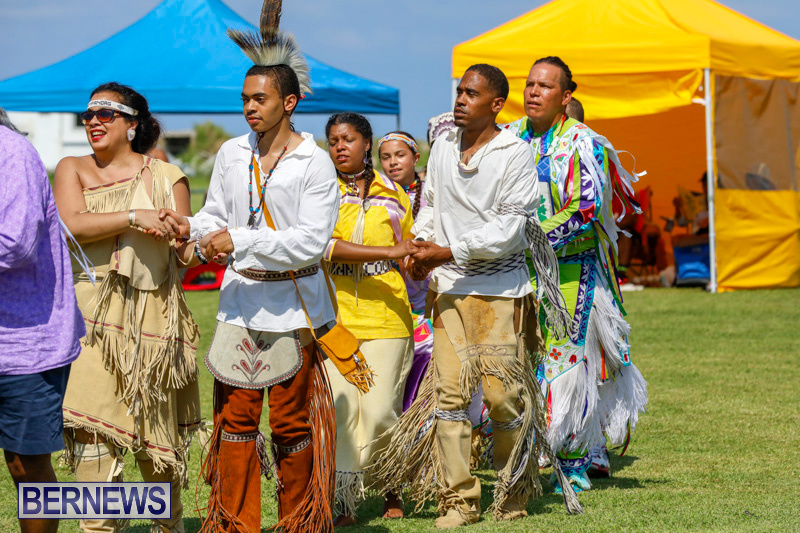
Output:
[587, 104, 707, 227]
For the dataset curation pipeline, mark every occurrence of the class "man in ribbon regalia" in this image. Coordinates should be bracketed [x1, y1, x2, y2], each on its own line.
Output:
[368, 64, 582, 529]
[162, 1, 345, 531]
[503, 56, 648, 493]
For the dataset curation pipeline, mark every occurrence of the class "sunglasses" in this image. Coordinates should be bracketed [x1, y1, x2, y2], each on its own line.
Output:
[79, 109, 121, 124]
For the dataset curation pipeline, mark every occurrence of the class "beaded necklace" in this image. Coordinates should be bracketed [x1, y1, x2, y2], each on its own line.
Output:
[338, 167, 367, 197]
[248, 138, 289, 227]
[402, 180, 418, 194]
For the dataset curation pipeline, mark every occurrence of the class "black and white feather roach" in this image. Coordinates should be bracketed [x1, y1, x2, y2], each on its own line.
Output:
[227, 0, 312, 97]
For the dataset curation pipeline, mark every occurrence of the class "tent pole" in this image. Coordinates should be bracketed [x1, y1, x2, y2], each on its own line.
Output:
[703, 68, 718, 293]
[396, 114, 401, 131]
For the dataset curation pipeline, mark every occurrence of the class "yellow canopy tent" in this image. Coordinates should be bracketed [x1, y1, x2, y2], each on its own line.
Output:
[453, 0, 800, 291]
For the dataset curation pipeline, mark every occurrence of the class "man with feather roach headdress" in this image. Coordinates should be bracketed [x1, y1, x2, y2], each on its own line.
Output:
[161, 2, 341, 531]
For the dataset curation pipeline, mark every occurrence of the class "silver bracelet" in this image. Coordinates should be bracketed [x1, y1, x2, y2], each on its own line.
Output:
[128, 209, 136, 228]
[194, 241, 209, 264]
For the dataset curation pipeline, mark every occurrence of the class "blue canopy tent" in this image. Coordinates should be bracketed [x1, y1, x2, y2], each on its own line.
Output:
[0, 0, 399, 117]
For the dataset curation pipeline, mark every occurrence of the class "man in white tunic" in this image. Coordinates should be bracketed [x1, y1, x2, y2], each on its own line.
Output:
[369, 64, 578, 529]
[162, 61, 339, 533]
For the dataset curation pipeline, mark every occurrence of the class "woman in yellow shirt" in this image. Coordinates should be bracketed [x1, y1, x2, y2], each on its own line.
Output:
[324, 113, 417, 525]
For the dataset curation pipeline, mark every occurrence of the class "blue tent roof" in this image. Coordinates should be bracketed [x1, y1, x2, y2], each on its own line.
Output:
[0, 0, 399, 115]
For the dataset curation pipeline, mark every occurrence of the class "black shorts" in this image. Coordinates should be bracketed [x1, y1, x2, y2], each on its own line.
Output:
[0, 364, 71, 456]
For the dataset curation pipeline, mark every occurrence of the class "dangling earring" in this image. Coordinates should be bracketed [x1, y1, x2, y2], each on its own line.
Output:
[127, 129, 136, 141]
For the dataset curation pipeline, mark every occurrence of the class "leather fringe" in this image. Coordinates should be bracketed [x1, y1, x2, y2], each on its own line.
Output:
[365, 361, 445, 513]
[333, 471, 364, 519]
[272, 350, 336, 533]
[487, 338, 543, 516]
[199, 401, 250, 533]
[343, 362, 376, 394]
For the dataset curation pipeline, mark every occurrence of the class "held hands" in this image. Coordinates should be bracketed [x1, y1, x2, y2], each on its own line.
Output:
[405, 255, 431, 281]
[134, 209, 182, 241]
[387, 238, 421, 260]
[201, 227, 234, 265]
[157, 208, 191, 239]
[410, 240, 454, 270]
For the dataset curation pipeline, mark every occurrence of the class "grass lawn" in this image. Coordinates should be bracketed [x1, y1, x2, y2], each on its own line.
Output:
[2, 287, 798, 531]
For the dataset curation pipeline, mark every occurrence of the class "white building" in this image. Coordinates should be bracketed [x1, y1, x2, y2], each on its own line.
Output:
[7, 111, 194, 172]
[8, 112, 89, 171]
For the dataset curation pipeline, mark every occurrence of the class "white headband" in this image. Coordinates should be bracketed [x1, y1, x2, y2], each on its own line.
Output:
[86, 99, 138, 117]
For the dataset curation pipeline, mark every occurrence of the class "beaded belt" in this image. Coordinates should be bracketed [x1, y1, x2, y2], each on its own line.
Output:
[328, 260, 392, 277]
[232, 263, 319, 282]
[438, 253, 526, 277]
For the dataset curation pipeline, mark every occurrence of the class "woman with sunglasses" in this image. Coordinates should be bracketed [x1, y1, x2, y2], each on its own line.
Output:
[53, 82, 202, 533]
[324, 113, 418, 525]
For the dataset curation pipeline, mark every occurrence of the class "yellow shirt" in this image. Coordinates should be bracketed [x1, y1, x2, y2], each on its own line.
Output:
[326, 172, 414, 340]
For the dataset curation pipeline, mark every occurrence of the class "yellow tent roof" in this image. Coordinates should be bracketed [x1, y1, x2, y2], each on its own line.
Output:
[453, 0, 800, 79]
[452, 0, 800, 120]
[664, 0, 800, 78]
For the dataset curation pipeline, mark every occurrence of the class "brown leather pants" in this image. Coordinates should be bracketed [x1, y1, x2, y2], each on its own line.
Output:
[205, 343, 315, 532]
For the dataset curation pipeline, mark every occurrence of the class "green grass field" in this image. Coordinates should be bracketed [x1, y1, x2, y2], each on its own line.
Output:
[2, 288, 798, 532]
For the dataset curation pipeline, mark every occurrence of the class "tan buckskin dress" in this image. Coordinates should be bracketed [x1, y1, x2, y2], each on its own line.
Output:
[62, 157, 202, 533]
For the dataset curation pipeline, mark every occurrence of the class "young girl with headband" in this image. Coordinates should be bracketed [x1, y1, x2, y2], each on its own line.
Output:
[377, 132, 433, 411]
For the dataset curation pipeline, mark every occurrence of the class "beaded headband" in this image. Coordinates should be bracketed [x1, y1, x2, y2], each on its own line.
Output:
[378, 133, 418, 154]
[86, 99, 138, 116]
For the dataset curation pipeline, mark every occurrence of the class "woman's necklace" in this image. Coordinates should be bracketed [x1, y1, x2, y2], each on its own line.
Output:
[248, 136, 289, 227]
[338, 167, 367, 197]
